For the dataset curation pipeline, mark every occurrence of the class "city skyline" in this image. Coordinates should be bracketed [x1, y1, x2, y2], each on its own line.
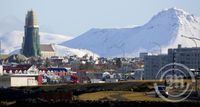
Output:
[0, 0, 200, 36]
[0, 1, 200, 105]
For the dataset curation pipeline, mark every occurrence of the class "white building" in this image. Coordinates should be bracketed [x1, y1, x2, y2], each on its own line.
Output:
[0, 74, 39, 88]
[0, 65, 42, 87]
[40, 44, 56, 58]
[0, 65, 3, 75]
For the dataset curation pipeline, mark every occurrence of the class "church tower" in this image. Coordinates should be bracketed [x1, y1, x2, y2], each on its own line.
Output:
[22, 10, 41, 57]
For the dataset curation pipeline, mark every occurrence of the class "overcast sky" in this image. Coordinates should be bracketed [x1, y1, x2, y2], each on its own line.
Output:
[0, 0, 200, 36]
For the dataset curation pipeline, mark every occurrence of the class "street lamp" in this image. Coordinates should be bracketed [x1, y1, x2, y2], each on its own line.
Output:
[181, 35, 198, 47]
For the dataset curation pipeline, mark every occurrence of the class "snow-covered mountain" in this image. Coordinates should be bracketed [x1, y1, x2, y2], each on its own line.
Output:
[61, 8, 200, 57]
[53, 45, 99, 58]
[10, 44, 99, 59]
[0, 16, 100, 58]
[0, 31, 73, 54]
[0, 31, 99, 58]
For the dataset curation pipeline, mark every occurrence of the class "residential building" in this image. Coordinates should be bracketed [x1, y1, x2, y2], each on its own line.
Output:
[40, 44, 56, 58]
[168, 44, 200, 69]
[144, 54, 169, 80]
[144, 45, 200, 80]
[0, 65, 42, 87]
[139, 52, 148, 59]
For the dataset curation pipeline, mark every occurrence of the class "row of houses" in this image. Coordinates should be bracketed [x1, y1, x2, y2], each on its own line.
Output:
[0, 64, 78, 87]
[0, 63, 143, 87]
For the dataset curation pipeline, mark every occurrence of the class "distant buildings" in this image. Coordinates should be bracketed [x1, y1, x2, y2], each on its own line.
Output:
[139, 52, 148, 59]
[168, 44, 200, 69]
[0, 64, 78, 87]
[144, 44, 200, 80]
[22, 10, 41, 57]
[40, 44, 56, 58]
[144, 54, 169, 80]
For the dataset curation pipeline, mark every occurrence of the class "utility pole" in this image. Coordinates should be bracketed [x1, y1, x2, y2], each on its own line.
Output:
[181, 35, 198, 47]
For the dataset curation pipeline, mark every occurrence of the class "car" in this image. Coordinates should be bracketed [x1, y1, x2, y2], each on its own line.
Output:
[155, 85, 168, 98]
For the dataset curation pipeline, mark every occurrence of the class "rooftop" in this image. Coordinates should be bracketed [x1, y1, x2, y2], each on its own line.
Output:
[40, 44, 55, 52]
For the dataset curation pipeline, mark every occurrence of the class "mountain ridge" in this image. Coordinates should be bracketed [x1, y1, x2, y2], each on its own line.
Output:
[0, 30, 73, 54]
[0, 30, 99, 58]
[61, 8, 200, 57]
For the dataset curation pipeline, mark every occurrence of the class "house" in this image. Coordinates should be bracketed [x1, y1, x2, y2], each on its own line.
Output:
[75, 70, 95, 83]
[0, 65, 42, 87]
[38, 67, 78, 84]
[47, 68, 70, 76]
[40, 44, 56, 58]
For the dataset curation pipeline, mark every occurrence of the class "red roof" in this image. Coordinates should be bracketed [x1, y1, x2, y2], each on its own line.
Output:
[3, 64, 32, 72]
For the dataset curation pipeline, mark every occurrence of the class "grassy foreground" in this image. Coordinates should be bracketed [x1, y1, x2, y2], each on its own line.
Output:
[78, 91, 163, 101]
[0, 80, 200, 106]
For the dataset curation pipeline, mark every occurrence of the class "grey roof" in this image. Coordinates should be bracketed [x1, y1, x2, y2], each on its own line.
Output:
[40, 44, 54, 52]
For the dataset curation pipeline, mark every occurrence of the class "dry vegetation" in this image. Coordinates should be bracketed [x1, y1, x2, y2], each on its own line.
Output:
[78, 91, 163, 101]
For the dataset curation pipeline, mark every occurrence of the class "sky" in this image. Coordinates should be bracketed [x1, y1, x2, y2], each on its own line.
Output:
[0, 0, 200, 37]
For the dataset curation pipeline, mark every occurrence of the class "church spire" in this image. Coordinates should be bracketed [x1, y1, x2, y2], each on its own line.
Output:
[22, 10, 41, 57]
